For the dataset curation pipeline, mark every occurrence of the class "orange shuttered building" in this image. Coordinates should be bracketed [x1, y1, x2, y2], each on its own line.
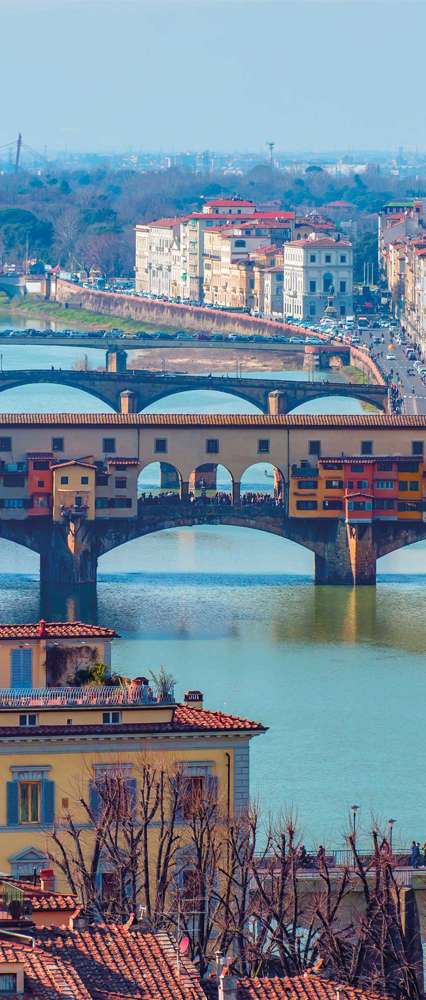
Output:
[289, 455, 425, 522]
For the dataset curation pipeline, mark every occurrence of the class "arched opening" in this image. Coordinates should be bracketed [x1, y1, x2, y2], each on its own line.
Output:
[187, 464, 233, 503]
[138, 462, 182, 499]
[289, 396, 376, 416]
[0, 383, 114, 414]
[240, 462, 285, 504]
[323, 272, 334, 294]
[142, 390, 262, 416]
[378, 537, 426, 577]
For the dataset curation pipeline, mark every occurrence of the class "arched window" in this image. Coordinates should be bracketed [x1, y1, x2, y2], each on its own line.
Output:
[323, 272, 334, 294]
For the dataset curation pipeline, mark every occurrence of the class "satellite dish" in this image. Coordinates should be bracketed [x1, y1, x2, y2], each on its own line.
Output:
[179, 935, 191, 956]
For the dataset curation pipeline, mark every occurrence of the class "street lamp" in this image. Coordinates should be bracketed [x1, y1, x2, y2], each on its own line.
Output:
[351, 804, 359, 840]
[388, 818, 396, 852]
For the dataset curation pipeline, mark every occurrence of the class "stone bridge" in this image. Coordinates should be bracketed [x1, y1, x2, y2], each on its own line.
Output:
[1, 502, 424, 593]
[0, 369, 388, 414]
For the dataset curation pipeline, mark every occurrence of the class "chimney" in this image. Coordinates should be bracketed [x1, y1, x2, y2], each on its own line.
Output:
[38, 868, 55, 892]
[218, 963, 238, 1000]
[184, 690, 203, 711]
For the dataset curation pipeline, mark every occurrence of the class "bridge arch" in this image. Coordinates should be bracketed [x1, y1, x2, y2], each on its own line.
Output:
[240, 461, 285, 500]
[142, 387, 264, 415]
[138, 461, 183, 496]
[288, 392, 382, 415]
[187, 462, 233, 499]
[0, 380, 115, 413]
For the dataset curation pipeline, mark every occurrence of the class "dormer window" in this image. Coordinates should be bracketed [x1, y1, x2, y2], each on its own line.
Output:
[102, 711, 121, 725]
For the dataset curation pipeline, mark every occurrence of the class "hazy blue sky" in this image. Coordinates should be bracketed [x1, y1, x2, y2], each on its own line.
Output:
[0, 0, 423, 153]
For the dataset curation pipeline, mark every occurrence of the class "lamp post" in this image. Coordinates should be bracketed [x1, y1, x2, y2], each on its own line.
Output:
[388, 818, 396, 852]
[351, 804, 359, 841]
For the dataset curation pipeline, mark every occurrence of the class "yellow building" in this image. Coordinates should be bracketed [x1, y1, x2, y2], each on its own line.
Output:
[0, 623, 265, 885]
[0, 620, 117, 689]
[52, 460, 96, 521]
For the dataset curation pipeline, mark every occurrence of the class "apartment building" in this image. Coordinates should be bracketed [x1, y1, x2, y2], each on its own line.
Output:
[203, 226, 271, 307]
[135, 217, 182, 296]
[378, 200, 426, 277]
[252, 246, 284, 317]
[283, 235, 353, 321]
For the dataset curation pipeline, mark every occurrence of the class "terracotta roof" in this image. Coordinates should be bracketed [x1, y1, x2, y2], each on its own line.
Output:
[205, 199, 255, 208]
[0, 705, 266, 738]
[52, 460, 95, 470]
[3, 880, 76, 913]
[205, 974, 390, 1000]
[106, 457, 139, 465]
[0, 923, 205, 999]
[0, 413, 411, 430]
[0, 620, 118, 640]
[286, 237, 352, 248]
[149, 217, 186, 228]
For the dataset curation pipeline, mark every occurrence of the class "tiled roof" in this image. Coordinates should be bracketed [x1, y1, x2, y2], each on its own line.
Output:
[287, 237, 352, 248]
[106, 457, 139, 465]
[4, 879, 76, 912]
[0, 705, 266, 739]
[205, 199, 255, 208]
[205, 974, 389, 1000]
[0, 620, 118, 640]
[0, 924, 205, 999]
[0, 413, 417, 428]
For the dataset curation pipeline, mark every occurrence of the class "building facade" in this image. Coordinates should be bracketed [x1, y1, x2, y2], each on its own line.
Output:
[283, 236, 353, 321]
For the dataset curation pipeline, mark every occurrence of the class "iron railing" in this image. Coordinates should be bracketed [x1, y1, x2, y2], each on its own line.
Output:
[0, 685, 175, 708]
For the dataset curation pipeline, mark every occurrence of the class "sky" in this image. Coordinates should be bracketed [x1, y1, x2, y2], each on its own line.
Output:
[0, 0, 424, 154]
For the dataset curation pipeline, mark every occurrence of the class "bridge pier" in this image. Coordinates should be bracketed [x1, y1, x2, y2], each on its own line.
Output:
[39, 520, 98, 590]
[314, 521, 376, 586]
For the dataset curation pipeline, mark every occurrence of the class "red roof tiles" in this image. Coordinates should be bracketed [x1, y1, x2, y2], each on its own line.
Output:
[0, 621, 118, 640]
[0, 412, 418, 429]
[3, 880, 76, 913]
[0, 924, 206, 999]
[0, 705, 266, 739]
[205, 974, 389, 1000]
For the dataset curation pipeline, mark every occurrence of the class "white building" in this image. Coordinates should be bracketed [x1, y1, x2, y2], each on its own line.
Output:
[283, 235, 353, 322]
[135, 218, 183, 296]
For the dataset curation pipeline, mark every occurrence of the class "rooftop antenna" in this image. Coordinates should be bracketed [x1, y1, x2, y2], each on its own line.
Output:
[14, 133, 22, 173]
[267, 141, 275, 168]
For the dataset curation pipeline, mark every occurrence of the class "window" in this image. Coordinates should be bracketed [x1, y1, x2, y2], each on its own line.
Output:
[52, 437, 63, 452]
[296, 500, 318, 510]
[154, 438, 167, 454]
[19, 713, 37, 727]
[374, 498, 395, 510]
[257, 439, 270, 454]
[347, 481, 354, 490]
[325, 479, 343, 489]
[340, 254, 347, 263]
[323, 462, 343, 471]
[340, 305, 346, 316]
[103, 438, 116, 454]
[81, 475, 89, 485]
[339, 280, 347, 294]
[95, 497, 109, 509]
[357, 480, 369, 489]
[398, 460, 419, 472]
[96, 474, 109, 486]
[309, 254, 316, 263]
[297, 480, 317, 490]
[10, 649, 32, 689]
[37, 480, 44, 488]
[309, 440, 321, 456]
[412, 441, 424, 456]
[323, 499, 343, 510]
[0, 438, 11, 452]
[60, 475, 69, 485]
[3, 499, 27, 509]
[309, 280, 316, 293]
[399, 480, 419, 491]
[102, 711, 122, 724]
[19, 781, 40, 823]
[377, 461, 393, 472]
[323, 272, 333, 293]
[206, 439, 219, 454]
[398, 500, 421, 511]
[0, 973, 17, 993]
[309, 303, 315, 316]
[374, 480, 395, 490]
[3, 474, 25, 487]
[349, 500, 372, 511]
[351, 464, 364, 472]
[115, 477, 127, 489]
[113, 497, 132, 508]
[234, 239, 246, 248]
[361, 441, 373, 456]
[33, 460, 49, 470]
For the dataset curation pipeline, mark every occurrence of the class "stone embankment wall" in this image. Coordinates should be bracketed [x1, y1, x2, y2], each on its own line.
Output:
[54, 280, 385, 386]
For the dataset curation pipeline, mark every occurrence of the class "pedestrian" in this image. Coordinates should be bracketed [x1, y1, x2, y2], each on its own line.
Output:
[316, 844, 326, 865]
[422, 841, 426, 866]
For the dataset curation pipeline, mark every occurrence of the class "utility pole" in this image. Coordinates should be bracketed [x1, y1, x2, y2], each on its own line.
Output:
[14, 133, 22, 174]
[267, 141, 275, 168]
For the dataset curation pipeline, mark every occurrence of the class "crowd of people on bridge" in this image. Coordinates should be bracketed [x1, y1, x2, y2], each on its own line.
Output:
[138, 489, 283, 506]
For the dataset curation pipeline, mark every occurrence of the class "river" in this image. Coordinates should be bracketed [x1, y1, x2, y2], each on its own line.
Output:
[0, 322, 423, 848]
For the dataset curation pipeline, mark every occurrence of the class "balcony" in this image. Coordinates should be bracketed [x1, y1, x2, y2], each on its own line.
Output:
[291, 463, 318, 477]
[0, 684, 175, 708]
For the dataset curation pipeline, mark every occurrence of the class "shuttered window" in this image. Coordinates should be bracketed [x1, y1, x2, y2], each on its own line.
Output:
[10, 648, 33, 689]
